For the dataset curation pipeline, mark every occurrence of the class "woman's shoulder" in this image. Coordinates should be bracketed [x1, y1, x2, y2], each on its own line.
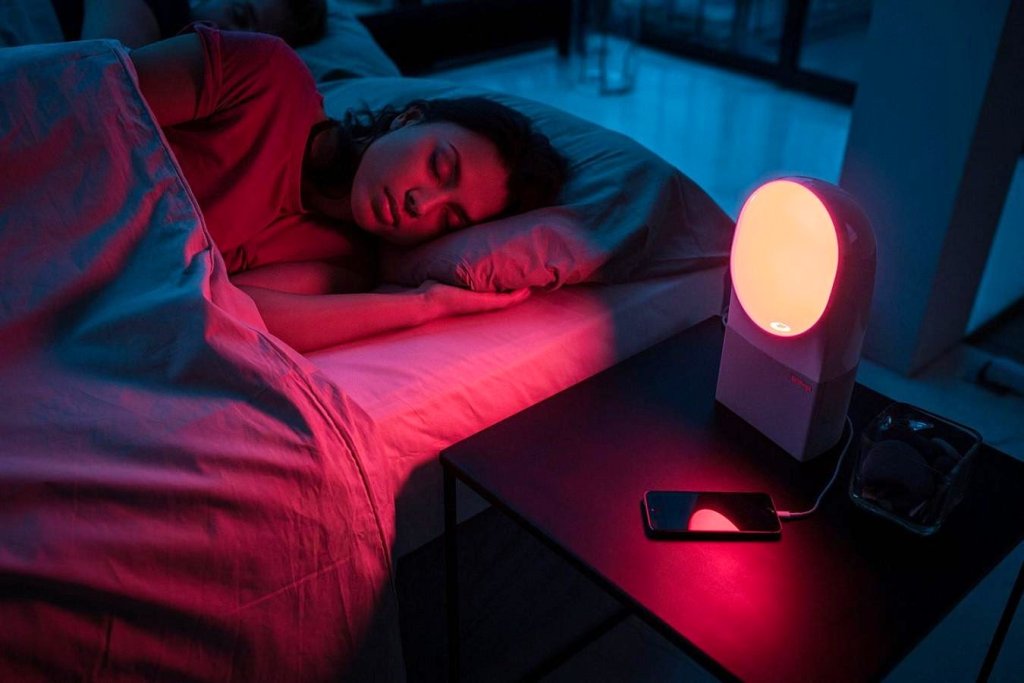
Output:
[192, 24, 321, 110]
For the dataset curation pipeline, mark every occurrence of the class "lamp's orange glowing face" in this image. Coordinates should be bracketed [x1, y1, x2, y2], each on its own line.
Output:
[731, 180, 840, 337]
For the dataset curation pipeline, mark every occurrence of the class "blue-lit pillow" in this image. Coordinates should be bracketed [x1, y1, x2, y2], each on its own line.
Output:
[322, 77, 734, 291]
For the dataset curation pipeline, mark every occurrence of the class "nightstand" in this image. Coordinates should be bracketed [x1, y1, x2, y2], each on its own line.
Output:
[441, 317, 1024, 681]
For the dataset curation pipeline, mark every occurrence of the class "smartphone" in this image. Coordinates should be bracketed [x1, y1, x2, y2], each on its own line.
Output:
[643, 490, 781, 539]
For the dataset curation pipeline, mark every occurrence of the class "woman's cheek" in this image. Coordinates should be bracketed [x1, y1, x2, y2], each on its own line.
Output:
[349, 179, 372, 231]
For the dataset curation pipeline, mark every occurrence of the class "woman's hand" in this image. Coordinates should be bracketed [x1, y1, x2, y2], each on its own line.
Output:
[416, 280, 531, 319]
[238, 279, 531, 352]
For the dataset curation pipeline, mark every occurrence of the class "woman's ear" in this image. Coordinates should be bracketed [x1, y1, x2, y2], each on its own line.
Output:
[390, 105, 426, 130]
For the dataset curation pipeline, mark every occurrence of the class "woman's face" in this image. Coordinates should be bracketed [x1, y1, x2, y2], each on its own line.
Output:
[350, 119, 509, 246]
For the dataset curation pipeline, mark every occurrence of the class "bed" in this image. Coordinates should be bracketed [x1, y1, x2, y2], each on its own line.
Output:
[310, 268, 727, 556]
[299, 14, 735, 555]
[0, 5, 734, 680]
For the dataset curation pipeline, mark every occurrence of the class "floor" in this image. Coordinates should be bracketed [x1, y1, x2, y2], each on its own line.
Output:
[409, 43, 1024, 682]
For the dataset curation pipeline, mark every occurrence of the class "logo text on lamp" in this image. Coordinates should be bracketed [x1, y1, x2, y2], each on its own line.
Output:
[716, 178, 876, 461]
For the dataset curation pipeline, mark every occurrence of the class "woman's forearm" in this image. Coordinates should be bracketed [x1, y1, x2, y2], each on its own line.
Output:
[238, 286, 432, 353]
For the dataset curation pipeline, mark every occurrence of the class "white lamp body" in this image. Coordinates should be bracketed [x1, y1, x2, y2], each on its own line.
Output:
[716, 178, 876, 461]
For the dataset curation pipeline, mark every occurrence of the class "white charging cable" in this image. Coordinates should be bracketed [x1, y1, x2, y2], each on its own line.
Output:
[776, 415, 854, 521]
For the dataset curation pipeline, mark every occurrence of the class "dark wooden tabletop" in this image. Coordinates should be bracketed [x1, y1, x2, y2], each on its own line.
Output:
[441, 316, 1024, 682]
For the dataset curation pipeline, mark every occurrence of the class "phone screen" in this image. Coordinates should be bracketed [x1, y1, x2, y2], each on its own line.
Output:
[643, 490, 781, 538]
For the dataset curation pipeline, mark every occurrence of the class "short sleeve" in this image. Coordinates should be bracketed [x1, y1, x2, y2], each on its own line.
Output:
[163, 25, 328, 271]
[190, 25, 322, 121]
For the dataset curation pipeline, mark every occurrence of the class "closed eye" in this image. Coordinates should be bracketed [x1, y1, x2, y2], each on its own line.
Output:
[431, 145, 461, 186]
[450, 144, 461, 185]
[431, 150, 447, 183]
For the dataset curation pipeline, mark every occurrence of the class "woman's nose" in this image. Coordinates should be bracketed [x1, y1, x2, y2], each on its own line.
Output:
[405, 187, 447, 219]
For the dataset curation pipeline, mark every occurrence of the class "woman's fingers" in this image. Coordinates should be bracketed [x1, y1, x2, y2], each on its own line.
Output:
[477, 288, 531, 310]
[421, 281, 531, 317]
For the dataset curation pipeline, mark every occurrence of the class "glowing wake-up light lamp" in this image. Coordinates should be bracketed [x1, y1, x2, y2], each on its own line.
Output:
[716, 178, 876, 461]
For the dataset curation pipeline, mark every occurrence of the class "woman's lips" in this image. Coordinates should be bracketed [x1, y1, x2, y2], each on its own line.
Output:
[372, 188, 399, 229]
[368, 188, 399, 231]
[376, 191, 391, 228]
[384, 188, 400, 228]
[372, 193, 388, 226]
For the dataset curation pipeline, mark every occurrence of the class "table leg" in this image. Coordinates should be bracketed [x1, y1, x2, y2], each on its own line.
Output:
[978, 555, 1024, 682]
[444, 466, 459, 682]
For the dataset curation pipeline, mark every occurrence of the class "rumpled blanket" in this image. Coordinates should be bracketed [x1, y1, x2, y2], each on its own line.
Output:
[0, 40, 402, 681]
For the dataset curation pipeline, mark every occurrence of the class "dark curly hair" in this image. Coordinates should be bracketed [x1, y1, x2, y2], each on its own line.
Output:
[305, 97, 569, 223]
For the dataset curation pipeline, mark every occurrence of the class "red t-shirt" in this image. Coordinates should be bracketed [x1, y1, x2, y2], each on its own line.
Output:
[164, 26, 369, 276]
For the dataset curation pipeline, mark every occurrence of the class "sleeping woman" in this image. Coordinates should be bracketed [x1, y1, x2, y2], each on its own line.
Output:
[129, 25, 569, 352]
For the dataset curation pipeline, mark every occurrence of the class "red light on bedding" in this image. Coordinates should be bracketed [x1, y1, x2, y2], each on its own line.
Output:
[730, 180, 839, 337]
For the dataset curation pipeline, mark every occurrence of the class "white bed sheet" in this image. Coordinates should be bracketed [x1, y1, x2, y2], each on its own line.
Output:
[308, 267, 727, 555]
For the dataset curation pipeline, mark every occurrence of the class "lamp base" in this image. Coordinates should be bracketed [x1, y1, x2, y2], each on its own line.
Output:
[716, 326, 855, 461]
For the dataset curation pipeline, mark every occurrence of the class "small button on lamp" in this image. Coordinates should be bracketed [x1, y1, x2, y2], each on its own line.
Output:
[716, 178, 877, 461]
